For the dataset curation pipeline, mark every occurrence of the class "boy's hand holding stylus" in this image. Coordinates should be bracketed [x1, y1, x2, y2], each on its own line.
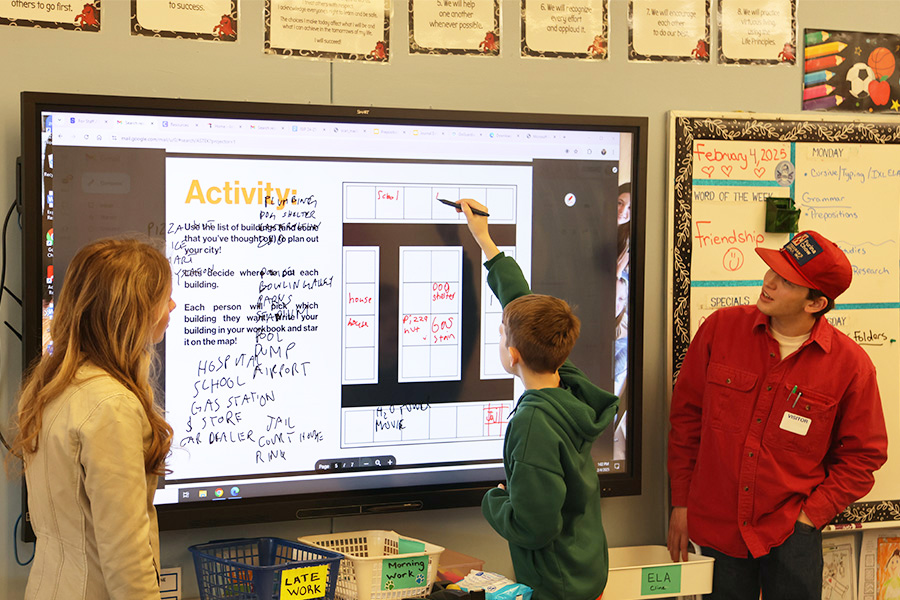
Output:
[457, 198, 500, 261]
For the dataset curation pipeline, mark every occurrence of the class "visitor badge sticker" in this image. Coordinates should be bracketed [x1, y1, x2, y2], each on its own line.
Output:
[780, 412, 811, 436]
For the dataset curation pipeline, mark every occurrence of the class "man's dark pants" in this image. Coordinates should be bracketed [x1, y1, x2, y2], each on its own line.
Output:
[701, 522, 823, 600]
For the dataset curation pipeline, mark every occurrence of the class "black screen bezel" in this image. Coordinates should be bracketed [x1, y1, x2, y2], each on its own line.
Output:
[20, 91, 646, 533]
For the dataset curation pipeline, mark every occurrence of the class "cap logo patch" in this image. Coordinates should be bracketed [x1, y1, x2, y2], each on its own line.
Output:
[782, 234, 823, 267]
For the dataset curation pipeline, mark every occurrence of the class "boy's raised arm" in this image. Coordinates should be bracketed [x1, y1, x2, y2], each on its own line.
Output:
[459, 198, 500, 261]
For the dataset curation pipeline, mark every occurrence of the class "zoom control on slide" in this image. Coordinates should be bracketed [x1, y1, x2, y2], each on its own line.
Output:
[315, 456, 397, 473]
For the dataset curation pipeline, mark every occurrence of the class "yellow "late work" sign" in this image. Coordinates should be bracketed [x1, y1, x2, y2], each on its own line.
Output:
[280, 564, 329, 599]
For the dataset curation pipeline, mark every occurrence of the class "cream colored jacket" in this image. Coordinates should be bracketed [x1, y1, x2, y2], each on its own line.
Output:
[24, 365, 161, 600]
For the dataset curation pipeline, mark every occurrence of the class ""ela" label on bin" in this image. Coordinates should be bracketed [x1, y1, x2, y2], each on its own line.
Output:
[640, 564, 681, 595]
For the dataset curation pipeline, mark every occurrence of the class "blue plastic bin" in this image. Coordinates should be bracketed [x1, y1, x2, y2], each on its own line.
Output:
[190, 537, 343, 600]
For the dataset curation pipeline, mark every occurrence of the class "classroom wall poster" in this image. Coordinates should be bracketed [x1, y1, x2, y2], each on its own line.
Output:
[520, 0, 607, 60]
[628, 0, 708, 62]
[823, 534, 857, 600]
[265, 0, 390, 61]
[409, 0, 499, 56]
[718, 0, 795, 65]
[131, 0, 237, 41]
[1, 0, 99, 31]
[860, 529, 900, 600]
[802, 29, 900, 114]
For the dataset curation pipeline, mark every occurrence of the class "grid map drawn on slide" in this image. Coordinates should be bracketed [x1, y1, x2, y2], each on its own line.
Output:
[340, 182, 518, 447]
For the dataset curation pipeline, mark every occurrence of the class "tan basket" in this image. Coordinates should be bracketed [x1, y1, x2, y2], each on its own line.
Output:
[299, 530, 443, 600]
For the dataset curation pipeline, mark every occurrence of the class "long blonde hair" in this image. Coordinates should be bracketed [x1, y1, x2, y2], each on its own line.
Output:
[12, 238, 174, 475]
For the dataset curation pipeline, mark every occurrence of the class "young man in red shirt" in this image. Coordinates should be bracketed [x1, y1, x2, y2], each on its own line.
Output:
[667, 230, 888, 599]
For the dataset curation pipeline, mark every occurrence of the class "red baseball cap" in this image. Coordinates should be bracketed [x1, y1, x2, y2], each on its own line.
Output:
[755, 231, 852, 299]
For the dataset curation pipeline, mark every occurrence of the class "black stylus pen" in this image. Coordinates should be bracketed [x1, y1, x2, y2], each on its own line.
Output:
[436, 198, 490, 217]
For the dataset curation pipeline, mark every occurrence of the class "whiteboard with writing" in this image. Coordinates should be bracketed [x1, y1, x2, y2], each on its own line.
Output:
[164, 158, 530, 480]
[667, 111, 900, 526]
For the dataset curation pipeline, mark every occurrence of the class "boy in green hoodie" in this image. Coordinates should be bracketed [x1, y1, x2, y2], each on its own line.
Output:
[457, 198, 620, 600]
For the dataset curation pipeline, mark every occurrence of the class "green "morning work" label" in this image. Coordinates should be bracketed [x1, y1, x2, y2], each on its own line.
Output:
[381, 556, 428, 591]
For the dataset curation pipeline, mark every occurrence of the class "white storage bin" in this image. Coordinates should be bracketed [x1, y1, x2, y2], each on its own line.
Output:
[604, 545, 714, 599]
[299, 530, 443, 600]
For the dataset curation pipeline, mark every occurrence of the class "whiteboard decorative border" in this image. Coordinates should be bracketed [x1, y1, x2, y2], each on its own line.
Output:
[669, 111, 900, 526]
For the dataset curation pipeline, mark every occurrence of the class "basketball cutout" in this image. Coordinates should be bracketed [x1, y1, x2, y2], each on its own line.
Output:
[867, 47, 895, 79]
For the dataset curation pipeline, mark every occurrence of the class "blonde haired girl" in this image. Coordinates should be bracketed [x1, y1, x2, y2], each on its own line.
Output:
[12, 237, 175, 600]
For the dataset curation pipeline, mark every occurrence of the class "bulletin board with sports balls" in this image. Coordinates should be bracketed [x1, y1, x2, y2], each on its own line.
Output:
[667, 111, 900, 526]
[802, 28, 900, 113]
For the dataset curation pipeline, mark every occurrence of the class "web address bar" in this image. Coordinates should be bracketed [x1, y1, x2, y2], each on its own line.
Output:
[117, 135, 238, 145]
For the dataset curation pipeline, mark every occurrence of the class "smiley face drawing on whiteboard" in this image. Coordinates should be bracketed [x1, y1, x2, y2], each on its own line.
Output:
[774, 160, 795, 187]
[723, 247, 744, 272]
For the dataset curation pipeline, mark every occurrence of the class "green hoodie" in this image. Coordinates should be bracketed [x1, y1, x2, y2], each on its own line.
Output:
[481, 253, 619, 600]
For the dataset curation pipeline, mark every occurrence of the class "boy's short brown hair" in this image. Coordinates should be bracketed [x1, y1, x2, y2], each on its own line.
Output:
[502, 294, 580, 373]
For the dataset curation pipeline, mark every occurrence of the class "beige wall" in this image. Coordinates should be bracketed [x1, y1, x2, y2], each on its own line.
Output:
[2, 1, 898, 597]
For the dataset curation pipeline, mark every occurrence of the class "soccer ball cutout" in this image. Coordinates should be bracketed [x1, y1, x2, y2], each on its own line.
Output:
[846, 62, 875, 98]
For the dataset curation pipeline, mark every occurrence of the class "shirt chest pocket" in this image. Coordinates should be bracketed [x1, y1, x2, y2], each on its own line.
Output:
[764, 384, 838, 457]
[704, 363, 758, 432]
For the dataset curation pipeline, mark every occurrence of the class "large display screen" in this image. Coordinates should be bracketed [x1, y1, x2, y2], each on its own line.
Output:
[21, 93, 645, 530]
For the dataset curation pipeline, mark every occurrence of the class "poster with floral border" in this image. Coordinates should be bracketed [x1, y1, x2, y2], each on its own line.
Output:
[265, 0, 390, 62]
[131, 0, 237, 41]
[410, 0, 499, 56]
[520, 0, 606, 60]
[628, 0, 708, 62]
[802, 29, 900, 114]
[1, 0, 100, 31]
[717, 0, 796, 65]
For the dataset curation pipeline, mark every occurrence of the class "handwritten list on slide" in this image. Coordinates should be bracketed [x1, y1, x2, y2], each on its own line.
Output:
[687, 138, 900, 504]
[165, 157, 343, 478]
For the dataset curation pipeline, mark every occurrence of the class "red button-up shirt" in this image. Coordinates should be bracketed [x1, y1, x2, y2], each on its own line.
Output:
[668, 305, 887, 559]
